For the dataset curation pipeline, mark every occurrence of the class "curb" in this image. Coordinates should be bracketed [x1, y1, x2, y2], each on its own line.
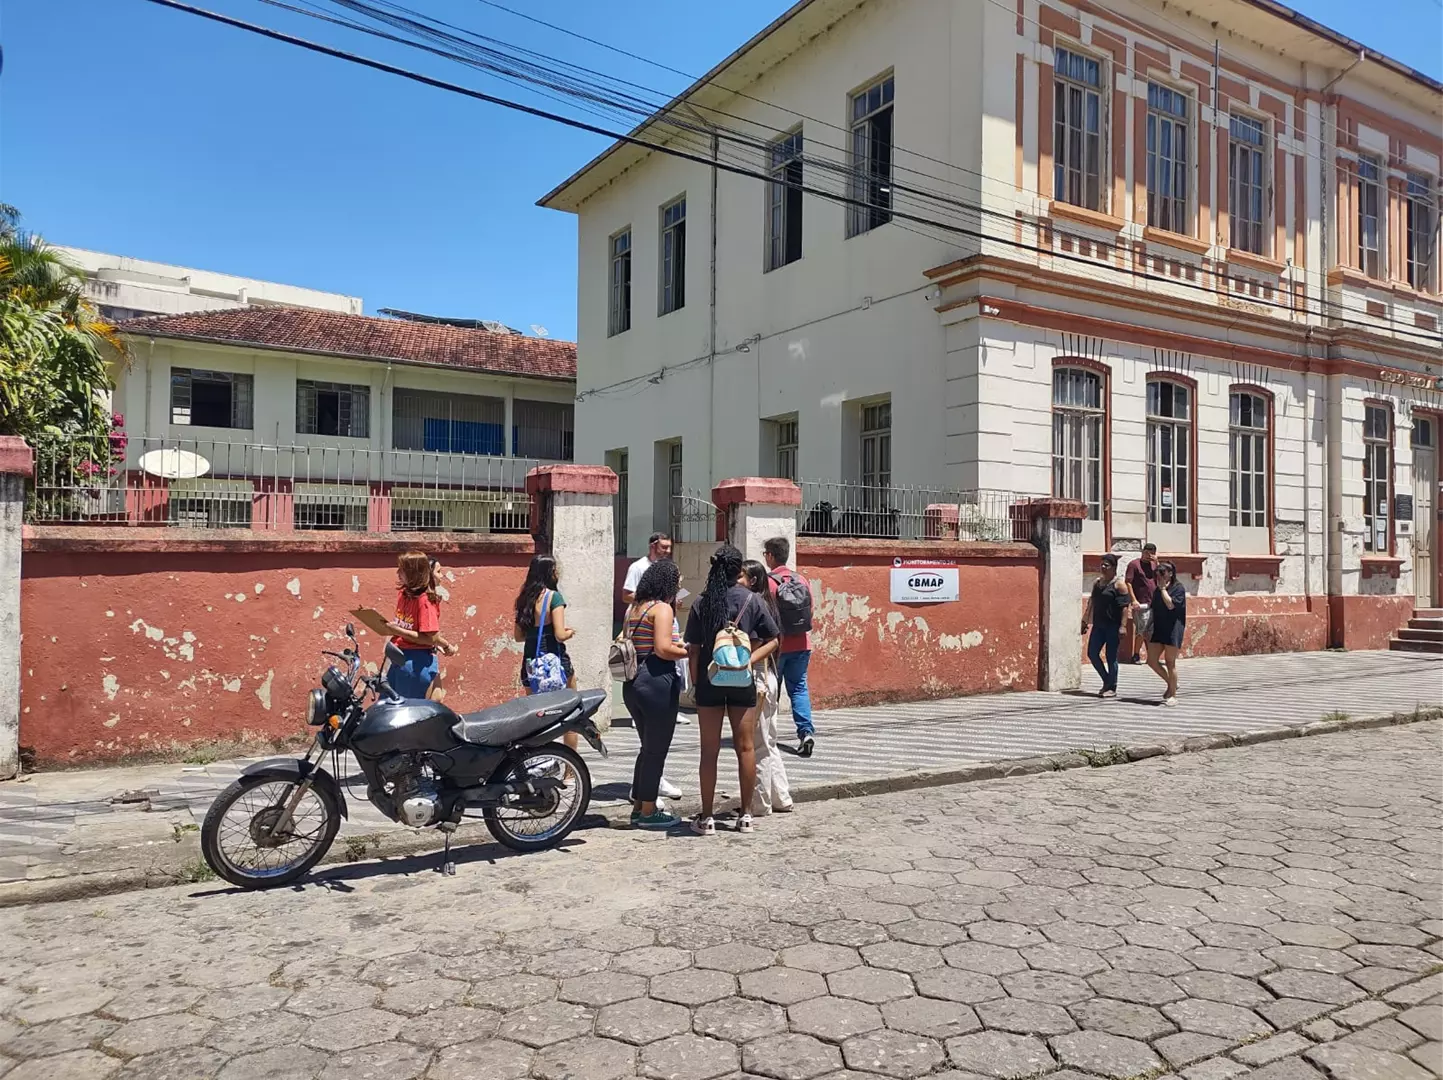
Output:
[2, 705, 1437, 908]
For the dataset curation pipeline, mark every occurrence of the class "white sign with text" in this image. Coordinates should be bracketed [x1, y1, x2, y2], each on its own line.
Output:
[890, 559, 960, 604]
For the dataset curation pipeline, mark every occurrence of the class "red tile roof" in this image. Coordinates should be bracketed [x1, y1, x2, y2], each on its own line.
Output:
[120, 307, 576, 382]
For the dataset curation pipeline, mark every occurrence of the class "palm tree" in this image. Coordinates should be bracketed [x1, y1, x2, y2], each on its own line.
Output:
[0, 208, 124, 447]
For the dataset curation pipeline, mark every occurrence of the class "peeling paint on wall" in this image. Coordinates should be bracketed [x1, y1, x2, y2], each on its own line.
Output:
[255, 670, 275, 711]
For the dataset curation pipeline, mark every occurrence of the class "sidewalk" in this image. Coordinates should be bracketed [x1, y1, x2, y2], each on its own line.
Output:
[1, 650, 1438, 902]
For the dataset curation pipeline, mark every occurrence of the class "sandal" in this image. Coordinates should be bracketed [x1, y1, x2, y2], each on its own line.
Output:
[690, 814, 716, 836]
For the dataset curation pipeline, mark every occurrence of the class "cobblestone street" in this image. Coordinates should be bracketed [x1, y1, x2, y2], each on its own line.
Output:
[0, 722, 1439, 1080]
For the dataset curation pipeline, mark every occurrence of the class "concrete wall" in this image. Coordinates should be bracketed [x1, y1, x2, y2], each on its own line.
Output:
[796, 538, 1042, 707]
[19, 532, 533, 765]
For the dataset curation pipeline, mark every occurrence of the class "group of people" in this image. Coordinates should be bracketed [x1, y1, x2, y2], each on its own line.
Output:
[1081, 542, 1187, 703]
[618, 533, 815, 835]
[376, 534, 818, 835]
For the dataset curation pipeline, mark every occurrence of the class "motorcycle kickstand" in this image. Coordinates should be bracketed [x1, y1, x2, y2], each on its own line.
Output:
[438, 821, 458, 876]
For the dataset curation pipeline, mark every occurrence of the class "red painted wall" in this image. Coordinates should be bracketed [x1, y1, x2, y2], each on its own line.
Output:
[1330, 594, 1415, 651]
[20, 533, 532, 765]
[796, 540, 1042, 708]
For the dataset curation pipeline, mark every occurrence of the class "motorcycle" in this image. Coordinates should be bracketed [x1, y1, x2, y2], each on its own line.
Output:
[199, 624, 608, 889]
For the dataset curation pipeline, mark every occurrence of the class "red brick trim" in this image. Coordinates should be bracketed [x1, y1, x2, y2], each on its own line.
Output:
[0, 436, 34, 478]
[21, 526, 535, 555]
[1359, 555, 1403, 579]
[525, 464, 618, 497]
[1160, 553, 1207, 576]
[796, 538, 1038, 561]
[1024, 498, 1088, 521]
[1227, 554, 1284, 580]
[712, 476, 802, 509]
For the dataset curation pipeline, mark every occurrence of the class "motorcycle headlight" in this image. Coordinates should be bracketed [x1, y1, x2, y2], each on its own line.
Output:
[307, 688, 328, 726]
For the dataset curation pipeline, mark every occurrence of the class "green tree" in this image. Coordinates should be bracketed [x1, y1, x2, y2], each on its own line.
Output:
[0, 206, 125, 448]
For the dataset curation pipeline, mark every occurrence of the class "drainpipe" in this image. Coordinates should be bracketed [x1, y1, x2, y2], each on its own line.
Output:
[707, 129, 720, 489]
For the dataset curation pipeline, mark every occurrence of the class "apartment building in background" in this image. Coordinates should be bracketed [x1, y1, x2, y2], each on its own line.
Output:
[541, 0, 1442, 651]
[55, 246, 363, 322]
[32, 308, 577, 534]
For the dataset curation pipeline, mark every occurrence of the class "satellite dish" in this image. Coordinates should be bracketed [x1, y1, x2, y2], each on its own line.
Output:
[138, 448, 211, 479]
[530, 324, 550, 338]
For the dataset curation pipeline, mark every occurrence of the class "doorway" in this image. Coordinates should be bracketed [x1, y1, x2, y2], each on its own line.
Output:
[1414, 415, 1438, 608]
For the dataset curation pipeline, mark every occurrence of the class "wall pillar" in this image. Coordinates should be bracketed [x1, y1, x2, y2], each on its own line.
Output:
[0, 438, 32, 779]
[1028, 498, 1086, 693]
[526, 465, 618, 729]
[713, 477, 801, 567]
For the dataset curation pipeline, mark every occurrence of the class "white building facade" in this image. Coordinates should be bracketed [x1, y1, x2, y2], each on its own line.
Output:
[56, 246, 363, 323]
[543, 0, 1442, 652]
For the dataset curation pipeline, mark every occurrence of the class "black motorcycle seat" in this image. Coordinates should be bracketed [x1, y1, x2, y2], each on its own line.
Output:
[452, 690, 582, 746]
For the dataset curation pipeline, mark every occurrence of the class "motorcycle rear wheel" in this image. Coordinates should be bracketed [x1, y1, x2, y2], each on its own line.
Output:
[200, 775, 341, 889]
[483, 743, 591, 853]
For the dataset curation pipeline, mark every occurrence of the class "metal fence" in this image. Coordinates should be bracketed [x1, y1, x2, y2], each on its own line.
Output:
[27, 435, 540, 534]
[797, 479, 1022, 542]
[669, 489, 724, 545]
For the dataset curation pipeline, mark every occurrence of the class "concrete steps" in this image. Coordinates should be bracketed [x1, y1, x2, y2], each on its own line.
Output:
[1390, 609, 1443, 654]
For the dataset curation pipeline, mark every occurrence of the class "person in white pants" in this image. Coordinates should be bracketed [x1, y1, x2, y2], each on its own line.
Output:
[743, 562, 793, 816]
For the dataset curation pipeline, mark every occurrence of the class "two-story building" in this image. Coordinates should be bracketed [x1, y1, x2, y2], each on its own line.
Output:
[541, 0, 1442, 652]
[33, 307, 577, 534]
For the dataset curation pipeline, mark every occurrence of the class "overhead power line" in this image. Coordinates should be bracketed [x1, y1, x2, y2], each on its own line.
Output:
[136, 0, 1442, 348]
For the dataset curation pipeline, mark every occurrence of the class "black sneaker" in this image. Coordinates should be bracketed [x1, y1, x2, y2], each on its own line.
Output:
[798, 736, 815, 758]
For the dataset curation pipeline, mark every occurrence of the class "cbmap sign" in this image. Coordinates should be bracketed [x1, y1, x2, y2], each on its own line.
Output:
[890, 558, 960, 603]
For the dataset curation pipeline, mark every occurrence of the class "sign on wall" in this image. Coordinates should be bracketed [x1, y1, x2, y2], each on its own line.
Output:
[1395, 494, 1414, 522]
[891, 558, 960, 604]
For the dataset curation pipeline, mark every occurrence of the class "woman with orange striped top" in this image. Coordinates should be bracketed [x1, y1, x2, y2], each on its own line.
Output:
[621, 560, 688, 830]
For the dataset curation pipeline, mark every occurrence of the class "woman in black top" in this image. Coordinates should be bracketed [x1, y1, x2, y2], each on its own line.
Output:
[1145, 561, 1187, 706]
[684, 544, 780, 836]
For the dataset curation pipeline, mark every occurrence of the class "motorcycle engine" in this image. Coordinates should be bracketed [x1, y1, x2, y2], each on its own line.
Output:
[377, 753, 443, 828]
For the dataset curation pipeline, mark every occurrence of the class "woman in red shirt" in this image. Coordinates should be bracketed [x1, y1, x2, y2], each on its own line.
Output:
[384, 552, 457, 699]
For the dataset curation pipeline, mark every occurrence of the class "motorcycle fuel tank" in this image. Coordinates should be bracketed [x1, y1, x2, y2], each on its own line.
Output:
[352, 698, 462, 757]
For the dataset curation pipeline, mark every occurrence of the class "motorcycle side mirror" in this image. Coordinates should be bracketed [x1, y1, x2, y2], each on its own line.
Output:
[345, 622, 356, 640]
[384, 642, 406, 668]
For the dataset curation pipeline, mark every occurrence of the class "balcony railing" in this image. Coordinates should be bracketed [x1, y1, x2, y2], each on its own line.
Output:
[797, 479, 1022, 542]
[26, 435, 541, 533]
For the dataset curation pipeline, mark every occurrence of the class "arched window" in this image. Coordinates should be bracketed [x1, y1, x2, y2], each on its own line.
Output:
[1229, 390, 1269, 528]
[1363, 403, 1393, 554]
[1146, 378, 1192, 526]
[1052, 367, 1104, 520]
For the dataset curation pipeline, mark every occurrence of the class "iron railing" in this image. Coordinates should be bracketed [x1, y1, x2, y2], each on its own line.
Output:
[797, 479, 1021, 542]
[27, 435, 542, 534]
[669, 489, 724, 545]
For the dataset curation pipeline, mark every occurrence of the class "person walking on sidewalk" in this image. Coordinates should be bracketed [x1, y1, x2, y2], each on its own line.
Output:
[685, 543, 779, 836]
[620, 532, 682, 800]
[1081, 553, 1126, 698]
[1125, 543, 1159, 664]
[1146, 561, 1187, 706]
[513, 554, 579, 750]
[763, 537, 816, 757]
[620, 561, 688, 830]
[744, 560, 793, 816]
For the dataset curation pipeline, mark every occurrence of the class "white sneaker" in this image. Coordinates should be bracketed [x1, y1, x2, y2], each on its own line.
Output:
[658, 777, 682, 799]
[1163, 696, 1178, 707]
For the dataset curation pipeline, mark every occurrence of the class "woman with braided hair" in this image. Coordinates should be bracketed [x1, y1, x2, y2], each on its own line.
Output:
[683, 543, 780, 835]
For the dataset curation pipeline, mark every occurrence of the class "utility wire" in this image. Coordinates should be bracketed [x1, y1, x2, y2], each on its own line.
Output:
[137, 0, 1442, 347]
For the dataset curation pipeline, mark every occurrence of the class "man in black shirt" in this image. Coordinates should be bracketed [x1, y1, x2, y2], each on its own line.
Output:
[1081, 553, 1126, 698]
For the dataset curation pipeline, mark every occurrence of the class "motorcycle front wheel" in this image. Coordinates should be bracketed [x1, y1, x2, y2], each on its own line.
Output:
[483, 742, 592, 853]
[200, 775, 341, 889]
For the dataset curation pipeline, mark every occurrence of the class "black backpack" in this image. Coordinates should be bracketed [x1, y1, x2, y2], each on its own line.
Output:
[770, 569, 813, 635]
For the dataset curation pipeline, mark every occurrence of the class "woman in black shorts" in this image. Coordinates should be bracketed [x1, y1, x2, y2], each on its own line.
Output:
[684, 544, 780, 835]
[1145, 560, 1187, 706]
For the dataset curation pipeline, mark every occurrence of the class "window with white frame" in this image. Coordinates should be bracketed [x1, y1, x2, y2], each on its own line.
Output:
[860, 401, 891, 510]
[1406, 174, 1436, 291]
[297, 380, 369, 439]
[659, 197, 686, 315]
[1357, 155, 1383, 279]
[775, 416, 798, 482]
[609, 229, 632, 336]
[766, 130, 804, 270]
[848, 75, 894, 237]
[1228, 114, 1267, 255]
[1146, 84, 1189, 233]
[171, 368, 253, 429]
[1051, 368, 1103, 521]
[1053, 47, 1104, 212]
[1229, 391, 1268, 528]
[1363, 404, 1391, 553]
[1146, 380, 1191, 525]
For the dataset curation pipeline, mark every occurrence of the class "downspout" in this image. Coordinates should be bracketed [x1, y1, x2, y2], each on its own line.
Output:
[707, 129, 720, 489]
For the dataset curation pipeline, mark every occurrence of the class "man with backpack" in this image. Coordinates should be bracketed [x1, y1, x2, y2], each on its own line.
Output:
[763, 536, 816, 757]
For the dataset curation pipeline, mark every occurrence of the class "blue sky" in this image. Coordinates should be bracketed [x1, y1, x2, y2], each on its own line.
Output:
[3, 0, 1439, 342]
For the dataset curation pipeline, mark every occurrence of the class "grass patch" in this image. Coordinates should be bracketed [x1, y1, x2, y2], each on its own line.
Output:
[1073, 745, 1129, 767]
[177, 859, 217, 884]
[1321, 710, 1351, 724]
[171, 823, 200, 842]
[344, 833, 382, 862]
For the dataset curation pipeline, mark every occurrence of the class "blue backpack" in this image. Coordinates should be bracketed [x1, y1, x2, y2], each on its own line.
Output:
[707, 596, 756, 688]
